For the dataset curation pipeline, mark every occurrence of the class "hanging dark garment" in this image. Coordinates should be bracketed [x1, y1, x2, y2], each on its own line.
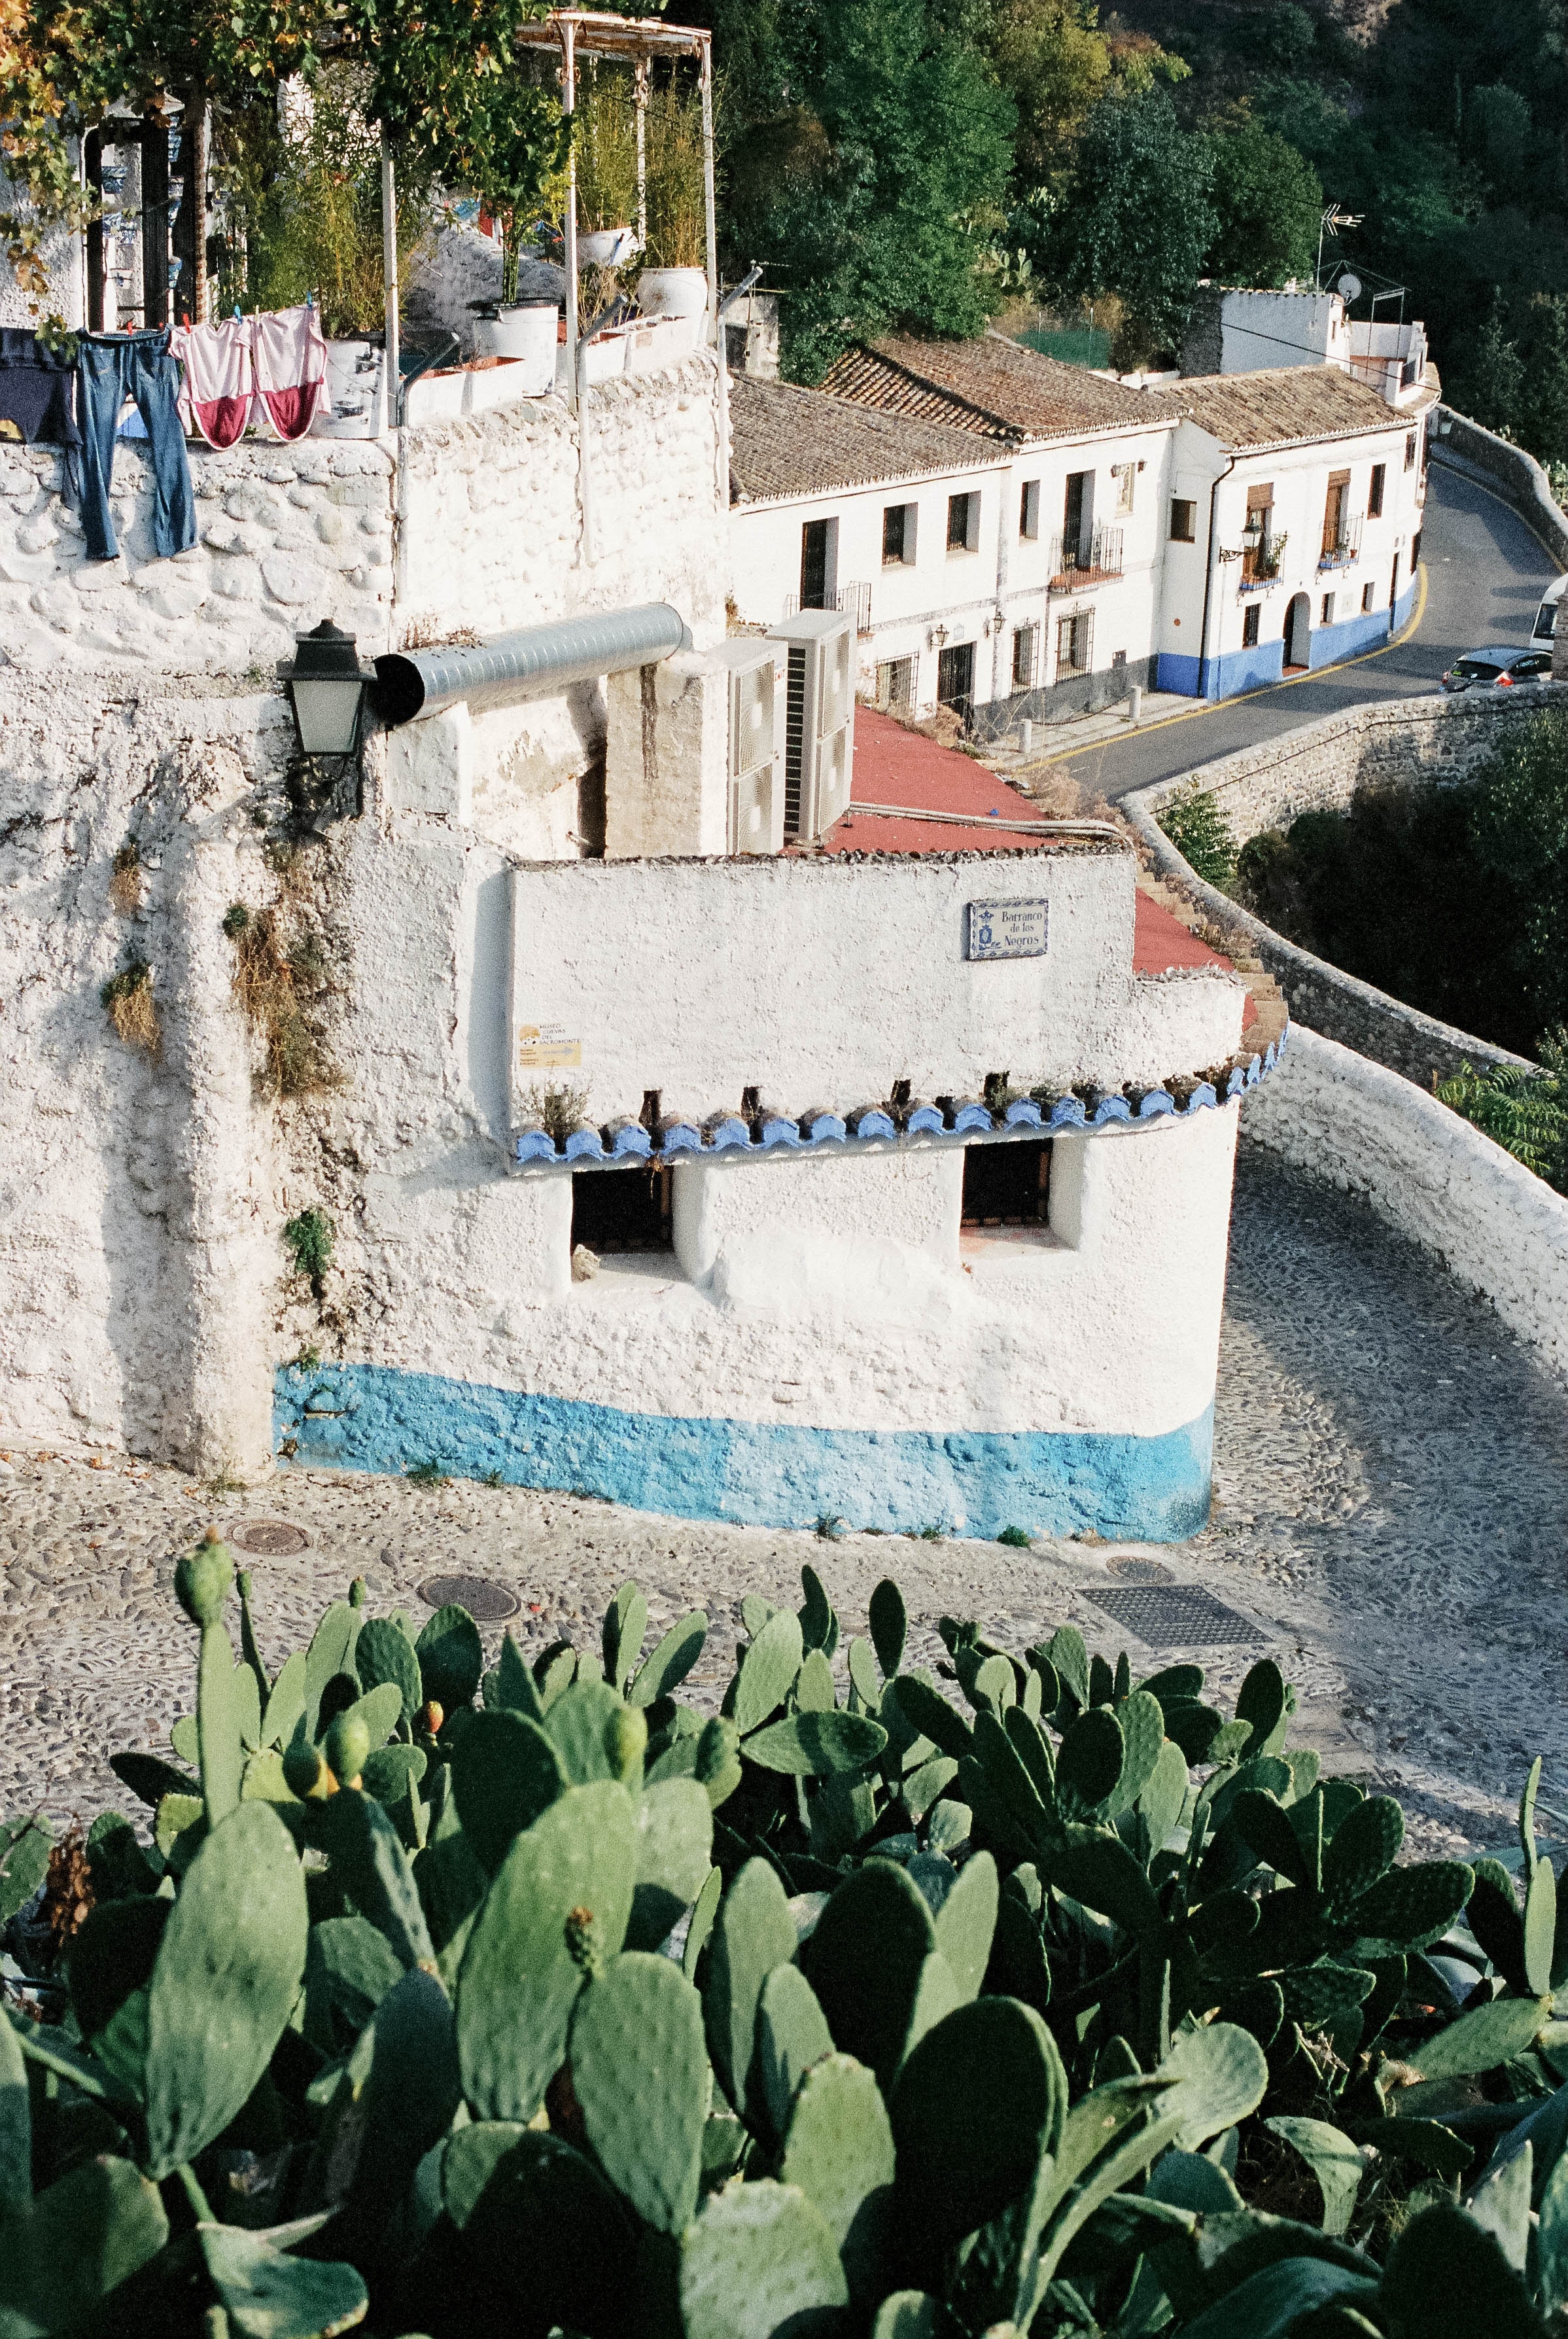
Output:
[0, 329, 81, 449]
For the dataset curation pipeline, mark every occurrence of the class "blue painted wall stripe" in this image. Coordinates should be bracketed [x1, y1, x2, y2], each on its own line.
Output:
[1157, 576, 1418, 703]
[275, 1363, 1215, 1545]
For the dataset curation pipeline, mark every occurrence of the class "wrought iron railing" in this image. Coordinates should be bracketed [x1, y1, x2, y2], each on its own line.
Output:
[1318, 512, 1363, 571]
[1239, 531, 1289, 593]
[782, 580, 873, 635]
[1048, 526, 1124, 588]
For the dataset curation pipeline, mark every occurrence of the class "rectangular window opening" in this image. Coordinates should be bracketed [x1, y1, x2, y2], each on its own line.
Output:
[800, 519, 830, 610]
[961, 1139, 1053, 1229]
[1170, 497, 1196, 543]
[1242, 602, 1261, 648]
[1113, 462, 1136, 515]
[1362, 581, 1376, 613]
[1011, 624, 1038, 688]
[1405, 432, 1418, 471]
[947, 491, 979, 552]
[1369, 462, 1387, 517]
[1019, 479, 1041, 540]
[1321, 592, 1336, 626]
[882, 502, 916, 566]
[1056, 610, 1093, 679]
[877, 656, 914, 710]
[570, 1165, 674, 1257]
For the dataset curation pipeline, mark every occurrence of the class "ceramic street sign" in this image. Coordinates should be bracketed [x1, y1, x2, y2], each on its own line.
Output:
[967, 898, 1049, 961]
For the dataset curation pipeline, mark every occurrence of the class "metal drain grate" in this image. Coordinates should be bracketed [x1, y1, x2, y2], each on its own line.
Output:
[230, 1520, 311, 1556]
[1104, 1556, 1174, 1585]
[417, 1573, 520, 1622]
[1082, 1584, 1267, 1649]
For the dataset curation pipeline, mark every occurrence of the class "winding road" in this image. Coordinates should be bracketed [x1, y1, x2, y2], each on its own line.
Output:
[1050, 459, 1560, 801]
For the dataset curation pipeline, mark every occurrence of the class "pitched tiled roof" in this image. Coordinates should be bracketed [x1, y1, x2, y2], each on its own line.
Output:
[1158, 364, 1402, 451]
[819, 334, 1163, 445]
[727, 374, 1005, 503]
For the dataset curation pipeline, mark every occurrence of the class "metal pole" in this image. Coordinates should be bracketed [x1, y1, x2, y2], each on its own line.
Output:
[700, 42, 718, 346]
[563, 19, 579, 412]
[381, 126, 400, 429]
[635, 56, 648, 253]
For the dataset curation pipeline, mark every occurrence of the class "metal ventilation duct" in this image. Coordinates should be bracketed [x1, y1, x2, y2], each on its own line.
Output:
[374, 603, 689, 726]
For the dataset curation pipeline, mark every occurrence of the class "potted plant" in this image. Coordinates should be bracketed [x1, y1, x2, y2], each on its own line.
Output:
[464, 94, 569, 395]
[637, 80, 707, 320]
[574, 68, 638, 268]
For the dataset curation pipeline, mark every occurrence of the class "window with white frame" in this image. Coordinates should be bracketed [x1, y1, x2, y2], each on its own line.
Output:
[882, 502, 918, 566]
[1113, 462, 1136, 515]
[1019, 479, 1041, 540]
[1012, 625, 1039, 688]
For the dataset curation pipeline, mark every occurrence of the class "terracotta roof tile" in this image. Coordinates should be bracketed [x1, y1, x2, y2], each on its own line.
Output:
[1157, 364, 1403, 451]
[819, 334, 1164, 444]
[727, 374, 1004, 503]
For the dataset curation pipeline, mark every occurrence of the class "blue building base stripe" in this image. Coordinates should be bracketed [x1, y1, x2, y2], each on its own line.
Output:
[275, 1363, 1214, 1545]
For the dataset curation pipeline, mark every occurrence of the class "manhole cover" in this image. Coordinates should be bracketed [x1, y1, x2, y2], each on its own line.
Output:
[1082, 1585, 1266, 1649]
[230, 1520, 311, 1556]
[417, 1573, 520, 1622]
[1104, 1556, 1174, 1585]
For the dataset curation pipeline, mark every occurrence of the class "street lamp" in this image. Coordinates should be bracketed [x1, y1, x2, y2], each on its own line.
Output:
[278, 620, 376, 821]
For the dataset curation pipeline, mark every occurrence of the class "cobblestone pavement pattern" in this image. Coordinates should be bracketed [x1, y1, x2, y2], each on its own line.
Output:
[3, 1143, 1565, 1862]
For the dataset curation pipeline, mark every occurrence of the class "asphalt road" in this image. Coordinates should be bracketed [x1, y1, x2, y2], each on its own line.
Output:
[1050, 460, 1561, 802]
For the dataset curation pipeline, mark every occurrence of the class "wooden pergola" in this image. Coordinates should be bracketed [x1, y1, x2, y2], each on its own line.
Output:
[382, 9, 716, 420]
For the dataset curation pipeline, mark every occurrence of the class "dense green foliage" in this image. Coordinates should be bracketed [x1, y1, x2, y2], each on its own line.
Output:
[7, 1543, 1568, 2335]
[1439, 1036, 1568, 1195]
[1231, 709, 1568, 1065]
[1159, 781, 1238, 890]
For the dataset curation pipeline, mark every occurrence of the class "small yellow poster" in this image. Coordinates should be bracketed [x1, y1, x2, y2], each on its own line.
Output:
[517, 1021, 582, 1070]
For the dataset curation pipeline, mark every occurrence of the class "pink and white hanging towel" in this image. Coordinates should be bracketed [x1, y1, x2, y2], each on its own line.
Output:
[251, 304, 327, 442]
[171, 314, 254, 449]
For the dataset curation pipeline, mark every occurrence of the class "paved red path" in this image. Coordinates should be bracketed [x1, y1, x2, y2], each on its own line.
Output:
[826, 709, 1230, 979]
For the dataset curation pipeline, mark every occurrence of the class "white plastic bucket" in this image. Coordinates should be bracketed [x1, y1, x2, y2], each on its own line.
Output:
[472, 301, 557, 394]
[578, 226, 637, 269]
[638, 266, 708, 319]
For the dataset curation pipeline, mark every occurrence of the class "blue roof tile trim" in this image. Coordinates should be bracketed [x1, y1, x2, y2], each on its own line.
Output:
[512, 1026, 1289, 1165]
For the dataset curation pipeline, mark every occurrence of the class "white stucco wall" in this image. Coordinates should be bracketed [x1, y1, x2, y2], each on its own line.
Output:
[1244, 1025, 1568, 1388]
[510, 846, 1250, 1125]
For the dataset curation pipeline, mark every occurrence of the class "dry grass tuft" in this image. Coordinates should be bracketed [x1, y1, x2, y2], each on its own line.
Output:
[101, 957, 161, 1059]
[109, 842, 144, 915]
[521, 1081, 591, 1143]
[224, 901, 336, 1099]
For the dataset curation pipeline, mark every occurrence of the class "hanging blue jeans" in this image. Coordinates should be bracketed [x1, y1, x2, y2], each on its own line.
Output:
[76, 330, 196, 562]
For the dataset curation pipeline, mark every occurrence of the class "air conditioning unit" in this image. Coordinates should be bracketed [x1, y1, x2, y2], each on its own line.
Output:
[767, 608, 855, 842]
[712, 638, 785, 854]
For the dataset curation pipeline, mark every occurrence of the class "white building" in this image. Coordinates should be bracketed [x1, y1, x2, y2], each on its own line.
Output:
[1155, 366, 1429, 699]
[1180, 285, 1434, 413]
[803, 336, 1179, 735]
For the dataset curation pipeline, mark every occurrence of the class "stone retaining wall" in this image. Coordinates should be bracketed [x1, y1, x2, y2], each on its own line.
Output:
[1431, 407, 1568, 570]
[1123, 688, 1559, 1086]
[1244, 1025, 1568, 1390]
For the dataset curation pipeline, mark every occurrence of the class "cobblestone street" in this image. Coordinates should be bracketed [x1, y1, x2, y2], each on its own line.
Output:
[3, 1140, 1565, 1861]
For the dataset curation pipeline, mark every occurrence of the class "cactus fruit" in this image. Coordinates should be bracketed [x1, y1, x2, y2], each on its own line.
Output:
[569, 1950, 707, 2232]
[418, 1698, 444, 1736]
[324, 1710, 370, 1790]
[174, 1530, 232, 1629]
[283, 1740, 335, 1801]
[606, 1701, 648, 1789]
[457, 1781, 637, 2123]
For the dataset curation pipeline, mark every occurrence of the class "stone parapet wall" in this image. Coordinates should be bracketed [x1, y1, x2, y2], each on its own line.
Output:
[0, 435, 395, 675]
[1244, 1025, 1568, 1390]
[1124, 688, 1557, 1087]
[0, 352, 725, 676]
[1431, 406, 1568, 570]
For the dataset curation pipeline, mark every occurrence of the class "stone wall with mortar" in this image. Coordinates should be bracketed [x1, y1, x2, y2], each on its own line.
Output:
[1124, 688, 1559, 1087]
[1244, 1024, 1568, 1390]
[1431, 408, 1568, 570]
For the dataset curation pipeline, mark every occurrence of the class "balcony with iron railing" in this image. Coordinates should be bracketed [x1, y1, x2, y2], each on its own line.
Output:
[1318, 512, 1364, 572]
[782, 580, 874, 635]
[1048, 527, 1124, 589]
[1238, 530, 1289, 593]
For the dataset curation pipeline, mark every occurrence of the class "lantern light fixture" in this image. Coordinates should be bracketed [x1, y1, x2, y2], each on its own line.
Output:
[277, 618, 376, 819]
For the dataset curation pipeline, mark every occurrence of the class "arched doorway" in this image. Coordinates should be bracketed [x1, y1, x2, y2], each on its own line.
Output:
[1284, 592, 1311, 672]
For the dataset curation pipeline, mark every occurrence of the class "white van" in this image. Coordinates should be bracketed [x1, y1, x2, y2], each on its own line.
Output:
[1534, 574, 1566, 647]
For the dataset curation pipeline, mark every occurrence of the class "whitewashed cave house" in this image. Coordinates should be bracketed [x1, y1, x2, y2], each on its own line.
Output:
[0, 299, 1283, 1543]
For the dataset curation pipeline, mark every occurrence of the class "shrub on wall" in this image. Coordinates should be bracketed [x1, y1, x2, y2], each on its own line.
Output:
[1159, 781, 1237, 888]
[5, 1546, 1568, 2336]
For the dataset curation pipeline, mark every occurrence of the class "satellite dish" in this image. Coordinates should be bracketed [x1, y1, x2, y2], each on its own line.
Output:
[1337, 273, 1362, 302]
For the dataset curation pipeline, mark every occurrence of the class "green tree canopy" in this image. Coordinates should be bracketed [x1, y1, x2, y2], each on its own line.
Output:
[1046, 86, 1216, 361]
[1203, 119, 1321, 287]
[714, 0, 1016, 381]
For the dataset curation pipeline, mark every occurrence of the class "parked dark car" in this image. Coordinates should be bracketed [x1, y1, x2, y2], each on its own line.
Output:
[1440, 645, 1556, 692]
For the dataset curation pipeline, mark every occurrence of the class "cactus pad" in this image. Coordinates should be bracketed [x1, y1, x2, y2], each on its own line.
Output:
[570, 1950, 707, 2232]
[457, 1779, 636, 2122]
[733, 1609, 805, 1734]
[869, 1579, 907, 1679]
[602, 1579, 650, 1693]
[680, 2180, 849, 2339]
[744, 1712, 887, 1776]
[451, 1708, 567, 1874]
[546, 1680, 629, 1784]
[890, 1997, 1066, 2268]
[1160, 2021, 1270, 2151]
[703, 1854, 797, 2120]
[757, 1962, 834, 2138]
[174, 1534, 233, 1629]
[415, 1603, 483, 1714]
[803, 1860, 937, 2092]
[780, 2050, 896, 2247]
[629, 1609, 708, 1706]
[353, 1617, 423, 1729]
[1323, 1795, 1404, 1907]
[932, 1850, 998, 2003]
[630, 1777, 714, 1949]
